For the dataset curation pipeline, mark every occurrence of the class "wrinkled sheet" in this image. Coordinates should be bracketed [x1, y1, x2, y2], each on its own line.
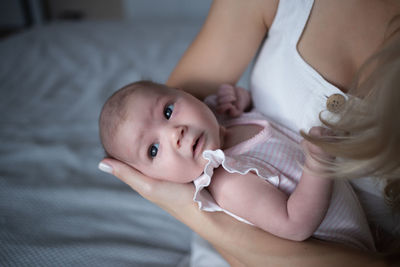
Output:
[0, 20, 205, 266]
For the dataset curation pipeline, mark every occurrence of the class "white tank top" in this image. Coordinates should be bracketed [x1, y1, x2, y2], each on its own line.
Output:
[250, 0, 344, 133]
[250, 0, 400, 246]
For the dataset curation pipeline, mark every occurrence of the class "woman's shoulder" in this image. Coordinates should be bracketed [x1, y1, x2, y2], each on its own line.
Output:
[167, 0, 279, 99]
[250, 0, 279, 28]
[232, 0, 279, 28]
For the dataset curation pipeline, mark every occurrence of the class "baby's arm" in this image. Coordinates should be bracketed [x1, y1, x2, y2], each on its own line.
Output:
[209, 127, 333, 241]
[288, 127, 335, 239]
[216, 84, 252, 117]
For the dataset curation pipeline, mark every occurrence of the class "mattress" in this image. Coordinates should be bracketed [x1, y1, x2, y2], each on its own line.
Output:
[0, 20, 207, 266]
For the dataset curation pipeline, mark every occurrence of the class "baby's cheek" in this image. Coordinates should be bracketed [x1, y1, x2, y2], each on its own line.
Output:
[173, 171, 199, 183]
[167, 157, 208, 183]
[185, 163, 204, 181]
[198, 156, 208, 170]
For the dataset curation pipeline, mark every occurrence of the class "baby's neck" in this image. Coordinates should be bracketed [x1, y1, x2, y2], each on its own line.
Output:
[221, 123, 263, 150]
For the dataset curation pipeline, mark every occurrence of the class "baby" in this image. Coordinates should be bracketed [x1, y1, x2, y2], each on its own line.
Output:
[99, 81, 375, 251]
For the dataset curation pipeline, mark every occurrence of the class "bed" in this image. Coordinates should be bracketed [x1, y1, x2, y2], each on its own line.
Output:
[0, 20, 241, 266]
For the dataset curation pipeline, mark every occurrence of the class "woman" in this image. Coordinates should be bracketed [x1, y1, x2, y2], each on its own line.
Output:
[99, 0, 400, 265]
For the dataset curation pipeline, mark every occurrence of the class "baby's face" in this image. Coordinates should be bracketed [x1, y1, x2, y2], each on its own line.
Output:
[114, 86, 222, 183]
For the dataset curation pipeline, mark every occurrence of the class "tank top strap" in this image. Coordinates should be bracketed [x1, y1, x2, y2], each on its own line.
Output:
[269, 0, 314, 46]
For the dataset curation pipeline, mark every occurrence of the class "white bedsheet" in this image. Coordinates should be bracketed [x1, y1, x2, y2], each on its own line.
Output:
[0, 20, 205, 266]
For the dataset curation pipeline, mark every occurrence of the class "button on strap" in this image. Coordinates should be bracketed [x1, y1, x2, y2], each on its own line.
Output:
[326, 94, 346, 113]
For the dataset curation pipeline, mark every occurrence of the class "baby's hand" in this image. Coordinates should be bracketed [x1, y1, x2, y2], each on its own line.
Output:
[301, 127, 335, 172]
[216, 84, 251, 117]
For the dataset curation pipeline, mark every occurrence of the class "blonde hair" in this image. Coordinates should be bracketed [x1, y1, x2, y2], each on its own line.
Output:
[301, 18, 400, 212]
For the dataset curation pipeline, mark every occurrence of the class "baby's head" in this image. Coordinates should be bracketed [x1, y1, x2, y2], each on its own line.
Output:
[99, 81, 223, 183]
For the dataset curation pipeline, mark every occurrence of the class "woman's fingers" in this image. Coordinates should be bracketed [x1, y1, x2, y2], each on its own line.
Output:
[99, 158, 157, 199]
[98, 158, 195, 210]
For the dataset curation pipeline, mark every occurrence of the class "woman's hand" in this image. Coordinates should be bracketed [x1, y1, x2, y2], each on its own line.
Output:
[98, 158, 195, 219]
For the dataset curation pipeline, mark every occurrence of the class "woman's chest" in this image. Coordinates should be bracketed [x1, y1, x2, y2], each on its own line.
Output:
[251, 0, 398, 132]
[298, 0, 397, 92]
[222, 124, 263, 150]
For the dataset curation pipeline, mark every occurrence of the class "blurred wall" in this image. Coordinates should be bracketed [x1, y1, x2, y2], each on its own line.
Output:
[48, 0, 123, 20]
[47, 0, 212, 21]
[0, 0, 26, 28]
[0, 0, 44, 38]
[1, 0, 213, 26]
[122, 0, 212, 21]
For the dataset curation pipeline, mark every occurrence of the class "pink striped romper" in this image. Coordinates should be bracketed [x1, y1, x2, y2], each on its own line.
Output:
[193, 106, 376, 251]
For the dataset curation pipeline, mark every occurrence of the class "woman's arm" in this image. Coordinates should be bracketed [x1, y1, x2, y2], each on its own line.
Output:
[166, 0, 278, 99]
[99, 158, 386, 267]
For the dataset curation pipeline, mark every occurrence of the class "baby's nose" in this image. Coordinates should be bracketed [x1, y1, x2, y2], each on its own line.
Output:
[172, 126, 186, 148]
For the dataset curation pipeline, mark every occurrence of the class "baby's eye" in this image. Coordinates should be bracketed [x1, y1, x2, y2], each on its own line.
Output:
[148, 143, 159, 158]
[164, 104, 174, 120]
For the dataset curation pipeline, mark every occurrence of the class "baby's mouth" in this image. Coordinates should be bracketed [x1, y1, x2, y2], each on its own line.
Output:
[192, 133, 203, 157]
[192, 137, 199, 153]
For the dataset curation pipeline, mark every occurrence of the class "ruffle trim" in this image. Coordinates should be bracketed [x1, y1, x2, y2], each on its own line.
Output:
[192, 149, 225, 212]
[192, 149, 280, 224]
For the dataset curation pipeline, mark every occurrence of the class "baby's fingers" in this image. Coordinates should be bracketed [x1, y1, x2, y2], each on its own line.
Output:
[218, 84, 235, 95]
[217, 84, 236, 102]
[216, 102, 242, 117]
[217, 94, 236, 105]
[302, 127, 336, 160]
[309, 126, 335, 138]
[216, 102, 232, 112]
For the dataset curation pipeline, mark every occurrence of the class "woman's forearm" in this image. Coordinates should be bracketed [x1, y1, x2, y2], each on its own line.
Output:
[173, 199, 385, 267]
[102, 155, 386, 267]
